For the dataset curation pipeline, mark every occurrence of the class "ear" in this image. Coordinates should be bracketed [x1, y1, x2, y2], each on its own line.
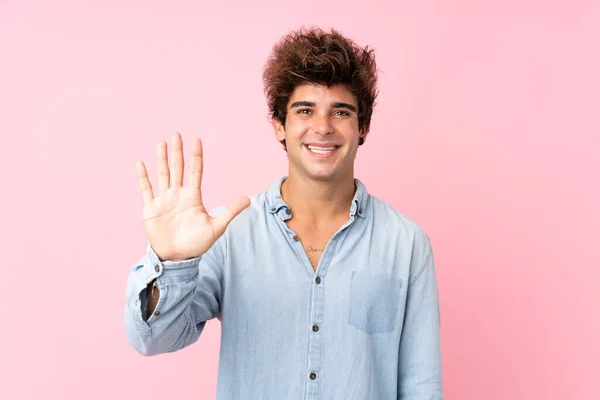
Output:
[273, 118, 286, 141]
[359, 124, 370, 145]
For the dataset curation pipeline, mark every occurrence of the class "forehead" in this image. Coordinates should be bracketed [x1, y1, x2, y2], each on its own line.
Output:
[288, 83, 357, 106]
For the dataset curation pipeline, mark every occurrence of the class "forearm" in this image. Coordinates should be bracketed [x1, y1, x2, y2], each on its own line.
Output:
[124, 243, 209, 356]
[145, 279, 159, 320]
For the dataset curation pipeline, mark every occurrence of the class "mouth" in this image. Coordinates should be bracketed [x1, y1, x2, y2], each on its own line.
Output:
[304, 144, 341, 158]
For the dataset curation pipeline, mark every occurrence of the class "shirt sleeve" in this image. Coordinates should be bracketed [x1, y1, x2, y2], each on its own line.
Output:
[124, 238, 224, 356]
[398, 235, 444, 399]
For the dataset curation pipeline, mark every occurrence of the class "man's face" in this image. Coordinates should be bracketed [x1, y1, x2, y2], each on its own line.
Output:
[273, 83, 369, 182]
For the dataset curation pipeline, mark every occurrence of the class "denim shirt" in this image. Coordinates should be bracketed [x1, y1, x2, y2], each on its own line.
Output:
[124, 177, 443, 399]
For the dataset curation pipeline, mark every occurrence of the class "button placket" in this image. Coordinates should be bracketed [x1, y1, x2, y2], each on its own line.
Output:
[307, 265, 325, 396]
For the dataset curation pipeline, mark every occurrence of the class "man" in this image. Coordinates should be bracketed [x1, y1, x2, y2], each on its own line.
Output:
[125, 27, 443, 399]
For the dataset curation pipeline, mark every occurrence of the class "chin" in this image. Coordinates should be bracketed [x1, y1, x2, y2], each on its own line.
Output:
[304, 167, 341, 181]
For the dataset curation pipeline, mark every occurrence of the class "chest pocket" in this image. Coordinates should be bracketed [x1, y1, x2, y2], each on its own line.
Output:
[348, 270, 404, 334]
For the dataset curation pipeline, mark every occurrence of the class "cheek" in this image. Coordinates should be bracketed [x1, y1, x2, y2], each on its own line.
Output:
[283, 124, 308, 141]
[334, 119, 359, 132]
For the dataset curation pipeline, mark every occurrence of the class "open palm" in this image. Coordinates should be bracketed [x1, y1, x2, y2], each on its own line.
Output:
[136, 132, 250, 261]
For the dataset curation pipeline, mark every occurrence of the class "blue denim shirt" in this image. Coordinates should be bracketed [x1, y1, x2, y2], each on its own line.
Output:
[124, 177, 443, 399]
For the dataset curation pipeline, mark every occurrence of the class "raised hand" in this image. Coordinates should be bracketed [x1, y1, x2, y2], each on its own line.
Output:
[136, 132, 250, 261]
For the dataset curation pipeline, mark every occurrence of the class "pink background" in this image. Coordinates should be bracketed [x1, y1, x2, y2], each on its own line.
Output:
[1, 1, 598, 399]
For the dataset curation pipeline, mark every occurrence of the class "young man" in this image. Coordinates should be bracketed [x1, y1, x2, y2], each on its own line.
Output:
[125, 27, 443, 399]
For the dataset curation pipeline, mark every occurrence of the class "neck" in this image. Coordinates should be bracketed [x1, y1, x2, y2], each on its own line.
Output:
[281, 172, 356, 224]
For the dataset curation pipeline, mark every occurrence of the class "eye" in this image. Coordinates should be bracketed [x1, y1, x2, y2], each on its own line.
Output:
[297, 108, 312, 115]
[333, 110, 350, 117]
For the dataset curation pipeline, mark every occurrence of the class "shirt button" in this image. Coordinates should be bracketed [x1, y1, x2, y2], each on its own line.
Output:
[153, 311, 160, 317]
[315, 276, 321, 284]
[309, 372, 317, 380]
[270, 207, 276, 212]
[285, 208, 291, 215]
[312, 324, 319, 332]
[358, 208, 363, 215]
[154, 265, 160, 272]
[293, 235, 299, 241]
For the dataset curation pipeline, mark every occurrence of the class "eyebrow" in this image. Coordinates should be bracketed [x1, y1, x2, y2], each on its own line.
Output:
[290, 101, 357, 113]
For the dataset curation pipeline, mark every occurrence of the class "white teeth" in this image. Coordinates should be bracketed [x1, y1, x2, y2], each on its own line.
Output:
[307, 145, 336, 153]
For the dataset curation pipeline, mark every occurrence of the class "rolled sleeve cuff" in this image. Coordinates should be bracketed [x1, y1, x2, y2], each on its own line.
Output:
[140, 242, 203, 285]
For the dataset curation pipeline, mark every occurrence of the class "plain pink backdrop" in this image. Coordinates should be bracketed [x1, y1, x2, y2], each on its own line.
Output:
[1, 1, 598, 399]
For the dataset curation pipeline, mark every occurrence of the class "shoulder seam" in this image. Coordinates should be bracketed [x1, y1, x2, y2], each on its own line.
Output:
[408, 243, 433, 289]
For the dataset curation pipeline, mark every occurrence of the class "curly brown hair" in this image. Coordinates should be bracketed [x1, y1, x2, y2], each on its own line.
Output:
[262, 27, 378, 149]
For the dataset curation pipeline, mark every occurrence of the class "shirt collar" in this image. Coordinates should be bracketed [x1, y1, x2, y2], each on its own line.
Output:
[266, 176, 369, 220]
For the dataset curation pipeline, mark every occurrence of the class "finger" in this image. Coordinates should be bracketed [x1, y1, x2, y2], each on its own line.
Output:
[156, 141, 169, 194]
[188, 137, 203, 192]
[136, 161, 154, 204]
[170, 132, 184, 188]
[212, 197, 251, 236]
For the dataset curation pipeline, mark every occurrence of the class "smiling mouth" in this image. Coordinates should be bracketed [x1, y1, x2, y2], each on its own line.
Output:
[305, 145, 341, 154]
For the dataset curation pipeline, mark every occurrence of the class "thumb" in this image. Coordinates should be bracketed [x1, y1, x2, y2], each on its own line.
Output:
[212, 197, 251, 236]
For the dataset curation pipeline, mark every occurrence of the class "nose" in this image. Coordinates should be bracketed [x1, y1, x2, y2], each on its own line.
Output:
[312, 113, 334, 136]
